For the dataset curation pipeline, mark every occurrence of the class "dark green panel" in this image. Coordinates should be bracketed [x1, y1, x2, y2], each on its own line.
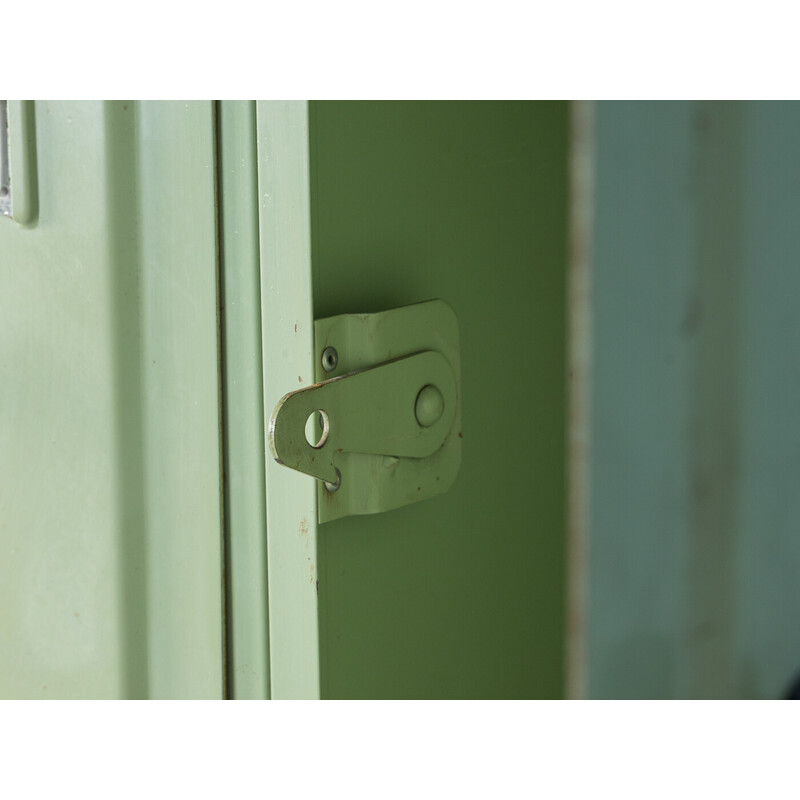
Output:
[310, 101, 568, 698]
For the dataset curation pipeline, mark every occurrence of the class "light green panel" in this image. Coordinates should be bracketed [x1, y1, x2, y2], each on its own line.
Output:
[309, 101, 569, 698]
[0, 101, 224, 698]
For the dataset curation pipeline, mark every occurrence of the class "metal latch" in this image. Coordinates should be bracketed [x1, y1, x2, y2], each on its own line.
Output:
[269, 299, 462, 522]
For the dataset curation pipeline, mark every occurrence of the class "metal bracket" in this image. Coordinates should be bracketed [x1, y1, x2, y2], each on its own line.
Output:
[0, 101, 38, 226]
[269, 299, 462, 522]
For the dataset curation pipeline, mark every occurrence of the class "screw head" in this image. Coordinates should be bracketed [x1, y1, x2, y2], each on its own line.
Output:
[321, 346, 338, 373]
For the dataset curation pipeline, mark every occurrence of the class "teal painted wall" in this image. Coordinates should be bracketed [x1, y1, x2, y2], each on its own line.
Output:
[588, 101, 800, 699]
[309, 101, 570, 698]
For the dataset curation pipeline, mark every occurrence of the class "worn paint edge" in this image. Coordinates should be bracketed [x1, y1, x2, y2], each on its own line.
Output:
[565, 100, 594, 700]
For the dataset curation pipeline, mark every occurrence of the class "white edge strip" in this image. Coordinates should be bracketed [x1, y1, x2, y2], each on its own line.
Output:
[256, 101, 320, 699]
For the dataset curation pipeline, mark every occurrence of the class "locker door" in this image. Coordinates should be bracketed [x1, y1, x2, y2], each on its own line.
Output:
[0, 101, 225, 698]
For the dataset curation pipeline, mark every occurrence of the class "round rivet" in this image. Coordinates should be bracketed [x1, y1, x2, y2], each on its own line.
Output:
[321, 346, 338, 373]
[415, 384, 444, 427]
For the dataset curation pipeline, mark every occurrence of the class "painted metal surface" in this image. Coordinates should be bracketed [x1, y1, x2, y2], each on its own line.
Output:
[309, 101, 569, 698]
[0, 101, 225, 698]
[587, 101, 800, 699]
[217, 101, 270, 699]
[256, 101, 320, 699]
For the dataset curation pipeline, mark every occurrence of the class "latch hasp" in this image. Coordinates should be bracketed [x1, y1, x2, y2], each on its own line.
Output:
[269, 299, 462, 523]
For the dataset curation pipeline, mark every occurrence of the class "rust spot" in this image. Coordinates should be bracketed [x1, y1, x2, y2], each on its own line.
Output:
[294, 322, 299, 334]
[417, 486, 421, 491]
[298, 375, 303, 383]
[299, 517, 308, 537]
[336, 447, 343, 452]
[123, 105, 128, 111]
[458, 431, 463, 438]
